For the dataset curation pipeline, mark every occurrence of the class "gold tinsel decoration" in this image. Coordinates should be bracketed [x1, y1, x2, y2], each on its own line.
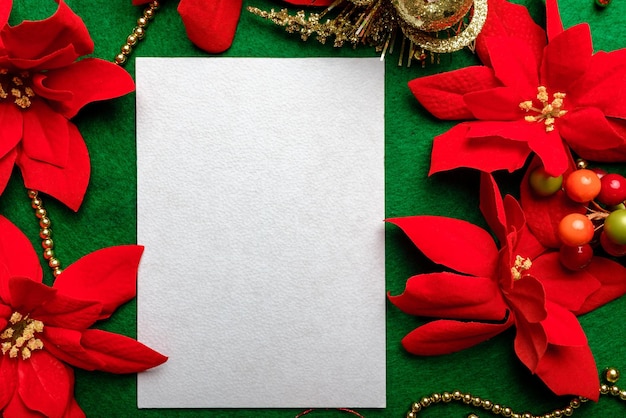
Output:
[248, 0, 488, 66]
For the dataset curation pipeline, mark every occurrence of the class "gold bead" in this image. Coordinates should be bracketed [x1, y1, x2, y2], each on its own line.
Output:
[127, 34, 138, 46]
[150, 0, 159, 9]
[511, 413, 520, 418]
[462, 393, 472, 404]
[576, 159, 588, 169]
[553, 410, 563, 418]
[472, 397, 481, 407]
[604, 367, 620, 383]
[601, 384, 610, 394]
[468, 415, 479, 418]
[406, 412, 417, 418]
[52, 268, 62, 277]
[134, 26, 145, 39]
[431, 393, 441, 403]
[27, 190, 38, 199]
[115, 53, 127, 64]
[442, 392, 452, 403]
[48, 257, 60, 269]
[420, 396, 431, 407]
[41, 238, 53, 249]
[452, 391, 462, 400]
[522, 413, 532, 418]
[610, 385, 620, 396]
[492, 405, 502, 414]
[30, 197, 42, 208]
[410, 402, 420, 412]
[35, 208, 47, 219]
[39, 228, 51, 239]
[481, 399, 493, 410]
[121, 44, 133, 55]
[144, 8, 154, 19]
[502, 407, 513, 417]
[137, 17, 148, 27]
[43, 248, 54, 260]
[569, 398, 581, 408]
[39, 217, 51, 228]
[563, 407, 573, 416]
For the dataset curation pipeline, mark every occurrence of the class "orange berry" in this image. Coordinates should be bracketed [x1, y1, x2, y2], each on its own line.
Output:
[564, 169, 601, 203]
[558, 213, 595, 246]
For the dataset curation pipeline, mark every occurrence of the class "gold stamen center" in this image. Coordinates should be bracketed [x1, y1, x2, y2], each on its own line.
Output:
[519, 86, 567, 132]
[510, 255, 532, 281]
[0, 312, 44, 360]
[0, 69, 35, 109]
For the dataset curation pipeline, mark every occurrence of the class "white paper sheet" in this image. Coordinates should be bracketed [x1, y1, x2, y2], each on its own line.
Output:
[136, 57, 385, 408]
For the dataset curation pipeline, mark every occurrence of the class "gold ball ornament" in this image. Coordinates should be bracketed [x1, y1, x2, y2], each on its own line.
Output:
[392, 0, 474, 32]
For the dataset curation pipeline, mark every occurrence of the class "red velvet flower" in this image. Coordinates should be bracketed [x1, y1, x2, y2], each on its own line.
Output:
[0, 215, 167, 417]
[410, 0, 626, 177]
[0, 1, 135, 211]
[388, 173, 626, 400]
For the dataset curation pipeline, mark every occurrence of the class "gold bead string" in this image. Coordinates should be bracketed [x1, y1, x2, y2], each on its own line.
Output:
[28, 1, 161, 276]
[114, 0, 161, 65]
[407, 367, 626, 418]
[27, 190, 62, 277]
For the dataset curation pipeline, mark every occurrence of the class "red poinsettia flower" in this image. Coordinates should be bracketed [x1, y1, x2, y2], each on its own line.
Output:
[388, 173, 626, 400]
[0, 1, 135, 211]
[0, 215, 167, 417]
[410, 0, 626, 177]
[132, 0, 242, 54]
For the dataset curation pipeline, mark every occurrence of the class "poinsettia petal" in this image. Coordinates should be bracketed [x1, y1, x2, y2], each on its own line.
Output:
[79, 329, 167, 373]
[540, 25, 593, 93]
[388, 272, 507, 321]
[429, 123, 531, 175]
[37, 58, 135, 119]
[507, 277, 547, 323]
[7, 277, 56, 314]
[410, 66, 500, 120]
[21, 100, 70, 168]
[479, 172, 507, 243]
[0, 148, 17, 198]
[0, 216, 42, 284]
[1, 1, 93, 67]
[53, 246, 144, 320]
[530, 252, 601, 312]
[534, 344, 599, 401]
[0, 103, 22, 160]
[402, 318, 512, 355]
[483, 36, 538, 96]
[520, 157, 585, 248]
[543, 301, 588, 346]
[575, 257, 626, 315]
[0, 356, 17, 411]
[63, 396, 85, 418]
[387, 216, 498, 277]
[41, 326, 106, 371]
[514, 317, 547, 373]
[545, 0, 564, 42]
[18, 351, 72, 418]
[178, 0, 242, 54]
[18, 121, 90, 211]
[568, 49, 626, 119]
[3, 391, 43, 418]
[0, 0, 10, 28]
[560, 107, 626, 158]
[464, 87, 526, 121]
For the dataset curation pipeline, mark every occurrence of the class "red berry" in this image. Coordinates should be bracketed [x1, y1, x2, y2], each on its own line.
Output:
[598, 173, 626, 206]
[558, 213, 595, 246]
[559, 244, 593, 270]
[564, 169, 601, 202]
[600, 231, 626, 256]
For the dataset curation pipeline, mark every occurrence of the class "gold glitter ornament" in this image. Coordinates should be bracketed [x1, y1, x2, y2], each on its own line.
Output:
[392, 0, 474, 32]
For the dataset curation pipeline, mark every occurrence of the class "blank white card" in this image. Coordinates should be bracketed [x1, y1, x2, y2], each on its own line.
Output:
[136, 57, 385, 408]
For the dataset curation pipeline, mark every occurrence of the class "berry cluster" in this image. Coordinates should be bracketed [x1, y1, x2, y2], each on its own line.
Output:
[529, 162, 626, 270]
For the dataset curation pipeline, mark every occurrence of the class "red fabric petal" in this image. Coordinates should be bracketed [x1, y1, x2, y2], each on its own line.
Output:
[545, 0, 565, 42]
[568, 49, 626, 119]
[178, 0, 242, 54]
[409, 66, 500, 120]
[402, 318, 512, 355]
[464, 87, 526, 121]
[0, 216, 42, 284]
[37, 58, 135, 119]
[530, 252, 601, 312]
[543, 301, 587, 346]
[479, 172, 507, 243]
[520, 157, 585, 248]
[475, 0, 546, 67]
[7, 277, 55, 314]
[18, 351, 72, 418]
[506, 277, 547, 323]
[483, 37, 538, 96]
[513, 317, 547, 373]
[575, 257, 626, 315]
[540, 24, 593, 93]
[387, 216, 498, 278]
[0, 0, 10, 28]
[63, 396, 85, 418]
[53, 246, 144, 320]
[388, 272, 507, 321]
[79, 329, 167, 373]
[21, 100, 70, 168]
[534, 344, 599, 400]
[560, 107, 626, 158]
[3, 392, 43, 418]
[41, 326, 106, 371]
[1, 1, 93, 69]
[429, 123, 531, 175]
[0, 356, 17, 411]
[0, 149, 16, 198]
[0, 103, 22, 160]
[18, 122, 90, 211]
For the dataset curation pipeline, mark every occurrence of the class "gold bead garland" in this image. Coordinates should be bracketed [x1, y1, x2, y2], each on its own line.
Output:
[28, 1, 160, 276]
[406, 367, 626, 417]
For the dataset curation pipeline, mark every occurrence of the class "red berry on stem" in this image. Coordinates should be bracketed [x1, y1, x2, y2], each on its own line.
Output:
[597, 173, 626, 206]
[564, 169, 602, 202]
[559, 244, 593, 270]
[558, 213, 595, 246]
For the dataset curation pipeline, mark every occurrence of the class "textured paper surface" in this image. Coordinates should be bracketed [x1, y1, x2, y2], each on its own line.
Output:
[136, 57, 385, 408]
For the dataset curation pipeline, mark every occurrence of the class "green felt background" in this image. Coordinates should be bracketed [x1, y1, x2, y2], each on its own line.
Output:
[3, 0, 626, 416]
